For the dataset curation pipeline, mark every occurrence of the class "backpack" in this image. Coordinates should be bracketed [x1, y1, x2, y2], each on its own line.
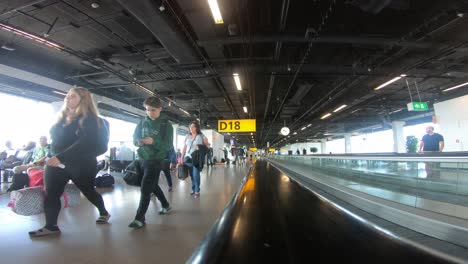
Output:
[123, 160, 143, 186]
[95, 118, 110, 156]
[95, 173, 114, 188]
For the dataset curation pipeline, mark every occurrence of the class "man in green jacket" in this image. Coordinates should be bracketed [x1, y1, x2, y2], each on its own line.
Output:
[129, 96, 173, 229]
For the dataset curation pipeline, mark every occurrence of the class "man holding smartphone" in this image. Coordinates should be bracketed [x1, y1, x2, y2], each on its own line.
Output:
[129, 96, 173, 229]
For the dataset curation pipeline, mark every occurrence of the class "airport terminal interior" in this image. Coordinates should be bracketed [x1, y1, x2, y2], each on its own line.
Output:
[2, 0, 468, 263]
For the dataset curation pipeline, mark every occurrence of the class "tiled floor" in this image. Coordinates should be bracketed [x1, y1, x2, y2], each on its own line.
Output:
[0, 163, 250, 264]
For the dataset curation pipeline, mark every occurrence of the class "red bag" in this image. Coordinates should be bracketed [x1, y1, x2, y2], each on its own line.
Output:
[28, 170, 44, 187]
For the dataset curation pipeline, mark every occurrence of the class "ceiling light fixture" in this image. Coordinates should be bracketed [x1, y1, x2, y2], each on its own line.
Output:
[0, 23, 63, 50]
[243, 106, 248, 113]
[321, 113, 332, 119]
[293, 132, 297, 135]
[333, 104, 347, 113]
[374, 74, 406, 90]
[52, 90, 67, 96]
[122, 110, 140, 117]
[443, 81, 468, 92]
[159, 1, 166, 12]
[134, 83, 153, 95]
[207, 0, 224, 24]
[91, 2, 100, 8]
[1, 42, 15, 51]
[300, 127, 306, 131]
[178, 107, 190, 116]
[233, 73, 242, 90]
[307, 124, 312, 127]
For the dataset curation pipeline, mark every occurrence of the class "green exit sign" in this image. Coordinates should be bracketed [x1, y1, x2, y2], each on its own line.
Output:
[407, 102, 429, 111]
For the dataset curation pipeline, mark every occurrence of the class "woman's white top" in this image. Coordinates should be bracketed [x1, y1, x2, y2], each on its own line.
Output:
[184, 133, 207, 157]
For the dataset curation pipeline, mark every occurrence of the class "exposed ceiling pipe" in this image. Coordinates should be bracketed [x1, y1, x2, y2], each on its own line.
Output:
[114, 0, 197, 63]
[116, 0, 237, 119]
[268, 6, 465, 146]
[197, 35, 443, 49]
[356, 0, 393, 14]
[262, 0, 337, 147]
[260, 0, 290, 141]
[60, 0, 154, 66]
[0, 18, 156, 104]
[0, 63, 146, 116]
[0, 0, 49, 15]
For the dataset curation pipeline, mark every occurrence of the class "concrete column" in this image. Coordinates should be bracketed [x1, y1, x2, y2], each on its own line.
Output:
[172, 123, 179, 150]
[321, 139, 327, 154]
[344, 134, 352, 154]
[392, 120, 406, 153]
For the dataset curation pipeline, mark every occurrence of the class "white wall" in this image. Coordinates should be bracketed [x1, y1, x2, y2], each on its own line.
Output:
[351, 130, 394, 153]
[326, 138, 345, 154]
[434, 95, 468, 151]
[175, 125, 189, 151]
[202, 129, 224, 160]
[281, 142, 322, 155]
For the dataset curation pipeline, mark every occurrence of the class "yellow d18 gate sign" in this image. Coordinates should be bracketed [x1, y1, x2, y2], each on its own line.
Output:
[218, 119, 256, 132]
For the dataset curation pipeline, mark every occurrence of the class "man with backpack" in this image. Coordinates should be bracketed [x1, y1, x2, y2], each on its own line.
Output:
[128, 96, 172, 229]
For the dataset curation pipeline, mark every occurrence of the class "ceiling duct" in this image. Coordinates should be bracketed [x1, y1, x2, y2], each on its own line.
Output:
[348, 0, 409, 14]
[116, 0, 225, 107]
[0, 0, 49, 15]
[289, 82, 313, 105]
[358, 0, 392, 14]
[1, 42, 15, 51]
[278, 82, 313, 120]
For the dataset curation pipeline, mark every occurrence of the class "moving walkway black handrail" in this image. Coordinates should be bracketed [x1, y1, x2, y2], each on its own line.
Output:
[187, 160, 460, 264]
[294, 151, 468, 157]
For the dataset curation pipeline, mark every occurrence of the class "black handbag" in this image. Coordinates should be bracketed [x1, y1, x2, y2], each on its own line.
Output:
[184, 156, 193, 164]
[177, 164, 189, 180]
[95, 173, 115, 188]
[123, 160, 143, 186]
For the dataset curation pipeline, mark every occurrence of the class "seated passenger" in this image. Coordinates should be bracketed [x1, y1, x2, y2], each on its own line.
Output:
[13, 137, 49, 174]
[6, 141, 37, 192]
[1, 140, 19, 169]
[1, 140, 15, 154]
[3, 141, 35, 170]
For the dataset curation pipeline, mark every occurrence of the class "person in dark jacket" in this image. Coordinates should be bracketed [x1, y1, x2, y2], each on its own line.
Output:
[160, 147, 176, 192]
[128, 96, 173, 229]
[29, 87, 110, 237]
[206, 145, 214, 166]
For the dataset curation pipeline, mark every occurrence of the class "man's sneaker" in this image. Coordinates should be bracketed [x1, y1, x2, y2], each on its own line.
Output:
[168, 187, 173, 192]
[128, 220, 145, 229]
[159, 206, 172, 215]
[194, 192, 200, 197]
[29, 226, 61, 237]
[190, 192, 195, 195]
[96, 214, 111, 224]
